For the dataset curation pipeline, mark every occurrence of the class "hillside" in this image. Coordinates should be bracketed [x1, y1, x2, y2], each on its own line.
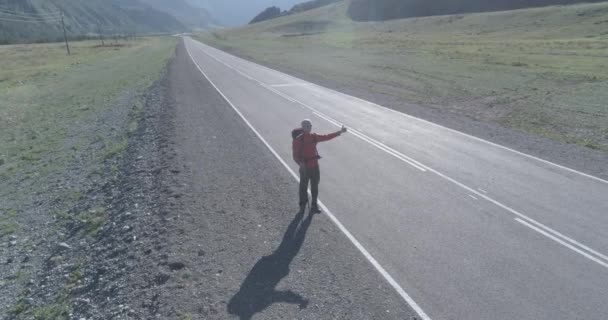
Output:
[249, 0, 343, 24]
[250, 7, 283, 24]
[187, 0, 304, 26]
[348, 0, 608, 21]
[0, 0, 217, 44]
[198, 0, 608, 152]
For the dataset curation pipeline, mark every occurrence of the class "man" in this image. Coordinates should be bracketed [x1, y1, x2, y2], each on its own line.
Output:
[292, 119, 347, 213]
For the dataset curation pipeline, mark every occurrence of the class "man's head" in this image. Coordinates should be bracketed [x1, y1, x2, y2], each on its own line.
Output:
[301, 119, 312, 133]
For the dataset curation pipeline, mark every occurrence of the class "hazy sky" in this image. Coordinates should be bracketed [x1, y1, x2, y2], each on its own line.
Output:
[188, 0, 305, 26]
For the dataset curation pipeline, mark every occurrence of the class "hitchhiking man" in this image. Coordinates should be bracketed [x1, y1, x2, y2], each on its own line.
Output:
[292, 119, 347, 213]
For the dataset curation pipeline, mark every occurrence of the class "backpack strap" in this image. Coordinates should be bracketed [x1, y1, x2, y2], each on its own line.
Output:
[299, 134, 306, 164]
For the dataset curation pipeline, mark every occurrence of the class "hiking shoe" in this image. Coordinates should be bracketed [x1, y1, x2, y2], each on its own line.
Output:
[310, 206, 321, 214]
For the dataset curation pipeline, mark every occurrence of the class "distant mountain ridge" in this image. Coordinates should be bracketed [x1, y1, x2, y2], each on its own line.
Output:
[348, 0, 608, 21]
[0, 0, 217, 44]
[250, 0, 342, 24]
[187, 0, 304, 26]
[139, 0, 219, 30]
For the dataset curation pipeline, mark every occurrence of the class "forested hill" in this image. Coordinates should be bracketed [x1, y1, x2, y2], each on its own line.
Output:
[348, 0, 608, 21]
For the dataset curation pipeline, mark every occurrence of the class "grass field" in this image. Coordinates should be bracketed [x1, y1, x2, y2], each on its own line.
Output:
[0, 36, 176, 267]
[0, 37, 178, 318]
[197, 1, 608, 151]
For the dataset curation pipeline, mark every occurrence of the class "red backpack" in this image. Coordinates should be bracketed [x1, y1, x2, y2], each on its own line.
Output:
[291, 128, 320, 163]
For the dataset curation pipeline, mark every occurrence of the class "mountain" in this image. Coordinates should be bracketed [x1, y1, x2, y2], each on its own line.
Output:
[250, 7, 283, 25]
[348, 0, 608, 21]
[289, 0, 342, 14]
[0, 0, 187, 44]
[187, 0, 304, 26]
[0, 0, 221, 44]
[138, 0, 219, 30]
[249, 0, 342, 24]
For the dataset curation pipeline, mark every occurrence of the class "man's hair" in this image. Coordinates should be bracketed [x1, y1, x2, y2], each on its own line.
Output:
[301, 119, 312, 127]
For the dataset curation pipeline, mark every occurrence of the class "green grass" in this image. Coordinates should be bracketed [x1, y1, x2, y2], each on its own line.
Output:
[2, 37, 176, 317]
[102, 138, 129, 160]
[32, 303, 70, 320]
[179, 313, 194, 320]
[0, 208, 19, 238]
[0, 37, 176, 228]
[196, 1, 608, 151]
[78, 207, 108, 236]
[0, 221, 18, 238]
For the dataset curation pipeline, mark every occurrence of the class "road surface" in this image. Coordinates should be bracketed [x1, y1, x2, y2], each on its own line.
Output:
[183, 37, 608, 320]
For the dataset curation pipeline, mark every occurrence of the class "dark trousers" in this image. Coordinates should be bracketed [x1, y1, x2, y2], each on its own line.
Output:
[299, 166, 320, 207]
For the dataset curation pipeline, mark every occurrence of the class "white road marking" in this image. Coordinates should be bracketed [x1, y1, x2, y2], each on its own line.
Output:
[269, 83, 314, 87]
[191, 38, 608, 268]
[469, 195, 478, 200]
[184, 39, 433, 320]
[197, 39, 608, 185]
[515, 218, 608, 269]
[313, 112, 427, 171]
[478, 188, 488, 194]
[263, 84, 297, 103]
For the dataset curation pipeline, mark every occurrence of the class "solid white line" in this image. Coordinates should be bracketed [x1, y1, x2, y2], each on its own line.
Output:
[269, 83, 313, 87]
[196, 39, 608, 185]
[523, 217, 608, 263]
[348, 129, 427, 171]
[468, 195, 478, 200]
[312, 112, 427, 172]
[515, 218, 608, 269]
[348, 128, 428, 171]
[193, 44, 261, 83]
[192, 38, 608, 266]
[183, 38, 433, 320]
[262, 84, 297, 103]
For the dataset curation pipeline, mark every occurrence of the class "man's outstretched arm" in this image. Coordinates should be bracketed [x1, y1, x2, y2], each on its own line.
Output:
[315, 126, 347, 142]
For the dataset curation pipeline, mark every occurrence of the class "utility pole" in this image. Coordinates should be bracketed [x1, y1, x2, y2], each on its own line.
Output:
[97, 25, 104, 46]
[61, 12, 70, 55]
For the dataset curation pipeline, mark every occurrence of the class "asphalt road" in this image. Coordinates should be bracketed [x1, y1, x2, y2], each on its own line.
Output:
[183, 37, 608, 320]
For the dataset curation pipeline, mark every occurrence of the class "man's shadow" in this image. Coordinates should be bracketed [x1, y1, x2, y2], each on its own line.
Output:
[227, 208, 315, 320]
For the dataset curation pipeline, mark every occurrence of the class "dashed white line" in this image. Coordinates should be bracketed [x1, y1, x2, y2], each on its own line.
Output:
[269, 83, 314, 87]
